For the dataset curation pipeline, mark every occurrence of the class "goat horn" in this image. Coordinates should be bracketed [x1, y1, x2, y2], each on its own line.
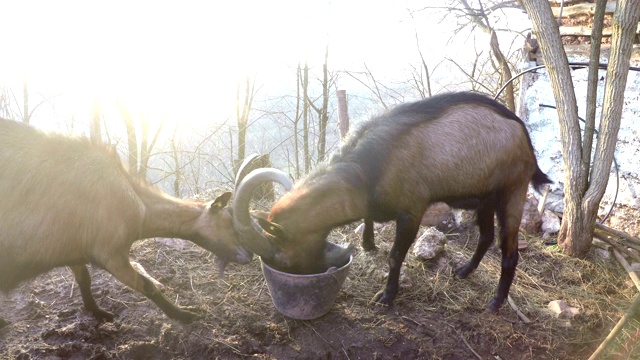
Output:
[232, 168, 293, 258]
[234, 153, 260, 190]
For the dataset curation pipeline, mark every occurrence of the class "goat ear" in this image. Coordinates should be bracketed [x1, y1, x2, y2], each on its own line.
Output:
[257, 218, 286, 239]
[210, 192, 232, 213]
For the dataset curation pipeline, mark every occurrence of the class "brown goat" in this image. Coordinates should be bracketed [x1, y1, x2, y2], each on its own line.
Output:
[233, 92, 551, 313]
[0, 119, 252, 324]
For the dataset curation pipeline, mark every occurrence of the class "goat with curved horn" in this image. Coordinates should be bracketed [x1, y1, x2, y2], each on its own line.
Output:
[233, 92, 552, 313]
[232, 168, 293, 259]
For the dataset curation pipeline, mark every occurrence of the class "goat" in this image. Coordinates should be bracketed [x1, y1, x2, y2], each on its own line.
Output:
[0, 118, 253, 324]
[233, 92, 551, 313]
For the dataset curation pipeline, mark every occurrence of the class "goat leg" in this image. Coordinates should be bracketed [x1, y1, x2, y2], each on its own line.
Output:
[485, 188, 525, 313]
[102, 256, 200, 324]
[361, 218, 377, 251]
[69, 265, 115, 322]
[371, 213, 419, 306]
[455, 202, 496, 279]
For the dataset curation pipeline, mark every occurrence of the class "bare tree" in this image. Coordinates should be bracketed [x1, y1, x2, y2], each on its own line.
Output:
[117, 102, 164, 179]
[520, 0, 640, 256]
[302, 62, 310, 173]
[445, 0, 523, 109]
[308, 45, 331, 163]
[23, 78, 29, 124]
[90, 94, 102, 144]
[236, 77, 256, 165]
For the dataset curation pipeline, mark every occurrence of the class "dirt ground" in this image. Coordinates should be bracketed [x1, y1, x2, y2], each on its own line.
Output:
[1, 221, 639, 360]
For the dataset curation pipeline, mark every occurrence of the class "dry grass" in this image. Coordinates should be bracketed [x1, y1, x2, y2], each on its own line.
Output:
[124, 215, 640, 358]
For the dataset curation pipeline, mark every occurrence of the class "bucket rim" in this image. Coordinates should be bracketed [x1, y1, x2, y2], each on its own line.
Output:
[260, 254, 352, 277]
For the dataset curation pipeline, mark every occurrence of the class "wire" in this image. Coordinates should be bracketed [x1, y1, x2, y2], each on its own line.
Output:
[494, 62, 639, 224]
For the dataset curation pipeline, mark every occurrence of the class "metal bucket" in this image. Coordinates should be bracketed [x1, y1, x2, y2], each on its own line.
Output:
[261, 247, 352, 320]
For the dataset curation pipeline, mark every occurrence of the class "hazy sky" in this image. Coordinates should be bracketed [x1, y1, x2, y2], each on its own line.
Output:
[0, 1, 528, 130]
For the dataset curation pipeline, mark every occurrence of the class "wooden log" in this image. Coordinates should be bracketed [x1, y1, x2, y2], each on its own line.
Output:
[336, 90, 349, 139]
[552, 2, 617, 18]
[559, 23, 640, 37]
[596, 223, 640, 247]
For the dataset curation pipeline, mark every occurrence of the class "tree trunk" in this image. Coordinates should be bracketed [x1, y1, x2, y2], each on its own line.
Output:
[302, 63, 310, 173]
[90, 94, 102, 144]
[317, 45, 330, 163]
[118, 103, 139, 175]
[22, 78, 29, 124]
[337, 90, 349, 139]
[294, 64, 302, 178]
[236, 77, 253, 164]
[170, 125, 181, 197]
[489, 30, 515, 111]
[522, 0, 640, 257]
[581, 0, 607, 193]
[521, 0, 589, 256]
[582, 0, 640, 237]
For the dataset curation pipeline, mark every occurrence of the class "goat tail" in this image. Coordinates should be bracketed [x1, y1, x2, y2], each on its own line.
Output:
[531, 165, 553, 193]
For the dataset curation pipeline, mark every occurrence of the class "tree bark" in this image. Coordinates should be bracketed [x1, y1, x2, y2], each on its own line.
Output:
[302, 63, 310, 173]
[582, 0, 640, 236]
[581, 0, 607, 193]
[337, 90, 349, 139]
[521, 0, 589, 256]
[90, 94, 102, 144]
[522, 0, 640, 257]
[117, 103, 139, 175]
[236, 77, 253, 164]
[317, 45, 330, 163]
[294, 64, 302, 178]
[22, 78, 29, 124]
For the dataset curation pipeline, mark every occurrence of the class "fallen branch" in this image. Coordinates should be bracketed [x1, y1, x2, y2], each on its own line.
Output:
[594, 230, 640, 263]
[612, 249, 640, 291]
[459, 333, 482, 360]
[588, 291, 640, 359]
[507, 295, 532, 324]
[595, 223, 640, 247]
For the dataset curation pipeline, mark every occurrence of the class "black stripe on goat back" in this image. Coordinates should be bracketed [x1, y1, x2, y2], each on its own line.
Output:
[326, 91, 529, 188]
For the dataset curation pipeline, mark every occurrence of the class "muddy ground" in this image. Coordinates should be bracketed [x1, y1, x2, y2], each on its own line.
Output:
[1, 222, 638, 359]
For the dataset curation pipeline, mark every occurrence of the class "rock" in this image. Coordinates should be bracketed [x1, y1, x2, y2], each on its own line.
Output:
[413, 228, 446, 260]
[520, 194, 542, 234]
[421, 203, 452, 227]
[453, 210, 474, 227]
[518, 239, 529, 250]
[595, 248, 611, 260]
[548, 300, 580, 319]
[541, 210, 561, 237]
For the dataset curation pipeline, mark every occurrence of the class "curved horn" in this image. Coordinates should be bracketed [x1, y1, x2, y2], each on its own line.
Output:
[232, 168, 293, 258]
[234, 153, 260, 190]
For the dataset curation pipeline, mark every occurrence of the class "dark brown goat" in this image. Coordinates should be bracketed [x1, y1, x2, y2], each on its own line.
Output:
[0, 119, 252, 324]
[233, 92, 551, 313]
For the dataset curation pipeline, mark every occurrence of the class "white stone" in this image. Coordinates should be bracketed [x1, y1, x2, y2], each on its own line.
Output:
[548, 300, 580, 319]
[413, 228, 446, 260]
[541, 210, 561, 235]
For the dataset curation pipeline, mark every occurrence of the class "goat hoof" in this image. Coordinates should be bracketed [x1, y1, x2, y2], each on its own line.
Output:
[173, 307, 202, 324]
[454, 264, 474, 279]
[362, 243, 377, 252]
[370, 290, 394, 307]
[484, 298, 503, 314]
[92, 309, 115, 322]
